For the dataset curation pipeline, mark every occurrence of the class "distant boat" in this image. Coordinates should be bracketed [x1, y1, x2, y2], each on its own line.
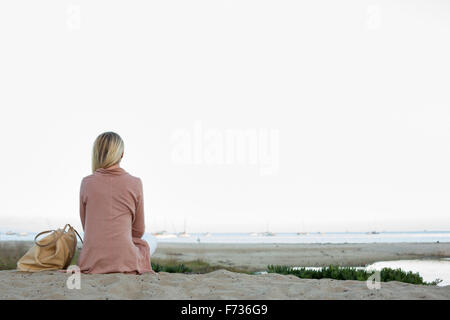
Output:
[152, 231, 177, 239]
[297, 219, 307, 236]
[177, 219, 190, 238]
[18, 232, 28, 236]
[178, 232, 190, 238]
[5, 231, 16, 236]
[249, 230, 276, 236]
[262, 222, 276, 236]
[203, 232, 212, 237]
[366, 231, 380, 235]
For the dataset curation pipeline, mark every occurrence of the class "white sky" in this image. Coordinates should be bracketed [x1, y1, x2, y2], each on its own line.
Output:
[1, 0, 450, 233]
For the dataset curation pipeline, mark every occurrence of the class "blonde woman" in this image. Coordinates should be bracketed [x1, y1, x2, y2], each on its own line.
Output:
[77, 132, 155, 274]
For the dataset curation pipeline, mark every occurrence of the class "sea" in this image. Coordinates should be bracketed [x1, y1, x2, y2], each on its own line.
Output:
[145, 231, 450, 244]
[2, 230, 450, 244]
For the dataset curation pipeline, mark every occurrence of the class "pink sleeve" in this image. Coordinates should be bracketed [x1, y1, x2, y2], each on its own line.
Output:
[80, 179, 86, 231]
[132, 178, 145, 238]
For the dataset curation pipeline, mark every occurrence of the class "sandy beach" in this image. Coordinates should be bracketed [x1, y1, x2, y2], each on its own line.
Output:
[1, 269, 450, 300]
[1, 241, 449, 299]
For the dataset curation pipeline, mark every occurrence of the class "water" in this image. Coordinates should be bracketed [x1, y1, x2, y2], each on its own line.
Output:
[2, 231, 450, 244]
[145, 231, 450, 244]
[260, 259, 450, 286]
[366, 259, 450, 287]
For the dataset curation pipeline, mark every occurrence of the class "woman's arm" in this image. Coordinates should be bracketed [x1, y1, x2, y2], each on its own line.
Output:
[79, 179, 86, 231]
[132, 178, 145, 238]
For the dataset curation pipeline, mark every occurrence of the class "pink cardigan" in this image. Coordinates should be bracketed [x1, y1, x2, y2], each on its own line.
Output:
[77, 167, 152, 274]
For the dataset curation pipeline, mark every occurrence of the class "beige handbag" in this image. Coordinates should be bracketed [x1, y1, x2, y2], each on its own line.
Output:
[17, 224, 83, 272]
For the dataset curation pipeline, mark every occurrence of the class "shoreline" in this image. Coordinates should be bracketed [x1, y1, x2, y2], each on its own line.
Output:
[152, 242, 450, 271]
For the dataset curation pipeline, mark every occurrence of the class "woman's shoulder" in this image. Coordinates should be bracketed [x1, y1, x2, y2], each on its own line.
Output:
[118, 172, 143, 196]
[80, 173, 95, 189]
[81, 172, 96, 182]
[123, 172, 143, 186]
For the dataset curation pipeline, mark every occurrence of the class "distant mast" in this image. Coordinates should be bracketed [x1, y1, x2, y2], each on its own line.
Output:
[297, 219, 307, 236]
[178, 218, 190, 238]
[263, 221, 276, 236]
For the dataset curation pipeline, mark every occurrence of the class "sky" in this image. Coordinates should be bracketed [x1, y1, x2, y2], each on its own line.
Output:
[0, 0, 450, 233]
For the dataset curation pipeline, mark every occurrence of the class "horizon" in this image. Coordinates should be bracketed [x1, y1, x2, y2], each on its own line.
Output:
[1, 224, 450, 235]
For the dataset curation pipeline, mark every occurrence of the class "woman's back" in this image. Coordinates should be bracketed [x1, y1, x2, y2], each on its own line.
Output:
[78, 166, 152, 274]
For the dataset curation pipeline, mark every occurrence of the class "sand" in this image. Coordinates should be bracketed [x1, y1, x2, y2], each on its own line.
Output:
[1, 242, 449, 299]
[1, 269, 450, 300]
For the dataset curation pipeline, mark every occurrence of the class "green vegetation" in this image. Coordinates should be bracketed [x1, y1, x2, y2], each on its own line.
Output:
[0, 242, 29, 270]
[151, 261, 191, 273]
[150, 258, 253, 274]
[267, 265, 442, 285]
[70, 250, 80, 265]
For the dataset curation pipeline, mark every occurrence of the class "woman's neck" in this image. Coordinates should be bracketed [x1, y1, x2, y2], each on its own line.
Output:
[106, 163, 121, 170]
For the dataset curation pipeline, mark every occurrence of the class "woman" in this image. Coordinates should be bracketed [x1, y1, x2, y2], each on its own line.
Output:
[77, 131, 155, 274]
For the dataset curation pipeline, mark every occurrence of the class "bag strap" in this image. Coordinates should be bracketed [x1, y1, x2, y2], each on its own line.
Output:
[34, 229, 60, 247]
[34, 224, 83, 247]
[67, 224, 84, 244]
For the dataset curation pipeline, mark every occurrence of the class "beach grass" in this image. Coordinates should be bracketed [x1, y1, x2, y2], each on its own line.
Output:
[267, 265, 442, 285]
[150, 258, 253, 274]
[0, 242, 29, 270]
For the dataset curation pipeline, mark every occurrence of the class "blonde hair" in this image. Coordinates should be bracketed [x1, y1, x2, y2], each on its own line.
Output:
[92, 132, 125, 173]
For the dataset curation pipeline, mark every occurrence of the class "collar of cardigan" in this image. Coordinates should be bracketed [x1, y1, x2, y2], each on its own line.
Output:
[95, 167, 127, 175]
